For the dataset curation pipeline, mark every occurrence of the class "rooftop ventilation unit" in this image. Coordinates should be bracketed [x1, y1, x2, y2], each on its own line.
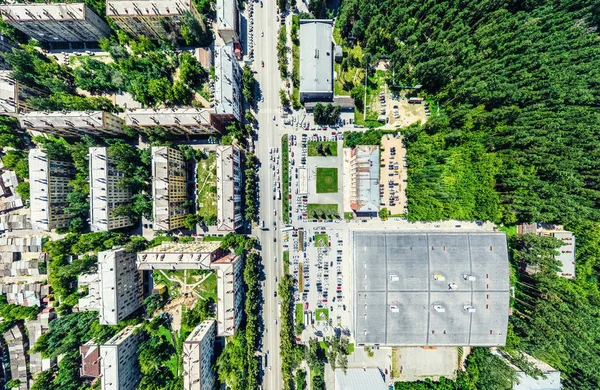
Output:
[463, 274, 476, 281]
[463, 305, 476, 313]
[389, 274, 399, 281]
[433, 305, 445, 313]
[389, 305, 399, 313]
[448, 283, 458, 290]
[433, 274, 445, 281]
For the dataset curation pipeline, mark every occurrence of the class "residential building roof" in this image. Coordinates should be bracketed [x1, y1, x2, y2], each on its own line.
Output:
[106, 0, 193, 17]
[1, 2, 88, 21]
[125, 108, 214, 127]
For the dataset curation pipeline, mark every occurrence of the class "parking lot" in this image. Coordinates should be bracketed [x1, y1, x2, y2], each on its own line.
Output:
[380, 134, 407, 215]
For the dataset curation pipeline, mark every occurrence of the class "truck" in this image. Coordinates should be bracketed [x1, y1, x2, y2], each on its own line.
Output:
[408, 97, 424, 104]
[281, 225, 294, 232]
[277, 190, 281, 200]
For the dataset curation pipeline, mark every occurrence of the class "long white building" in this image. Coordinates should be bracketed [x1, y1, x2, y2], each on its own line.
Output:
[125, 108, 223, 135]
[89, 147, 134, 231]
[20, 111, 125, 138]
[29, 149, 75, 231]
[216, 145, 242, 232]
[214, 43, 242, 122]
[183, 319, 216, 390]
[78, 248, 142, 325]
[100, 325, 143, 390]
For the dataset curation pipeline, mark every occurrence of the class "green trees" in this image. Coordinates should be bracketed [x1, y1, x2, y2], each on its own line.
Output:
[137, 316, 179, 390]
[0, 116, 24, 149]
[312, 103, 341, 125]
[242, 65, 256, 105]
[243, 252, 261, 389]
[216, 331, 248, 390]
[279, 274, 303, 389]
[2, 150, 28, 179]
[278, 26, 288, 79]
[180, 11, 212, 46]
[280, 89, 290, 108]
[244, 153, 259, 222]
[0, 295, 38, 333]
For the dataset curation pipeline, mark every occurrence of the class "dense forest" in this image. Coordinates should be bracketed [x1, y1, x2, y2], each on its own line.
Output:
[336, 0, 600, 389]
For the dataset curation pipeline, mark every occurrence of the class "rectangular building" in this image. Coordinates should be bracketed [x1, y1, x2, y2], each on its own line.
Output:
[215, 0, 241, 57]
[100, 325, 143, 390]
[210, 253, 243, 336]
[352, 231, 510, 347]
[0, 71, 46, 116]
[125, 108, 223, 135]
[78, 248, 142, 325]
[26, 317, 56, 375]
[299, 19, 334, 103]
[214, 43, 242, 122]
[3, 323, 29, 390]
[0, 283, 49, 306]
[106, 0, 204, 40]
[29, 149, 75, 231]
[20, 111, 125, 138]
[89, 147, 134, 231]
[151, 146, 188, 231]
[80, 340, 101, 378]
[136, 241, 224, 271]
[0, 3, 110, 42]
[183, 319, 216, 390]
[216, 145, 242, 232]
[349, 145, 380, 215]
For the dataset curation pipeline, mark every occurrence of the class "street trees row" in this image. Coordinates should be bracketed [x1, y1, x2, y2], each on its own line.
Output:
[278, 274, 303, 389]
[244, 153, 259, 222]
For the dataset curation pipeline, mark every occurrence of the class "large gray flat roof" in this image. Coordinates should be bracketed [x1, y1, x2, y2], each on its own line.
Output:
[299, 19, 333, 95]
[353, 231, 510, 346]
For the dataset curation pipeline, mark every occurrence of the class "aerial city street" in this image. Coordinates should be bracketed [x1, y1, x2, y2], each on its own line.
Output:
[0, 0, 595, 390]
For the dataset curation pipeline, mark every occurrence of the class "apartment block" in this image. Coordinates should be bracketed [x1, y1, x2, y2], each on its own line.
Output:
[0, 71, 46, 116]
[137, 241, 243, 336]
[29, 149, 75, 231]
[216, 145, 242, 232]
[183, 319, 216, 390]
[106, 0, 204, 40]
[0, 3, 111, 42]
[214, 43, 242, 122]
[89, 147, 134, 231]
[100, 325, 143, 390]
[216, 0, 242, 57]
[152, 146, 188, 231]
[0, 34, 18, 70]
[20, 111, 125, 138]
[125, 108, 224, 136]
[3, 323, 29, 390]
[78, 248, 142, 325]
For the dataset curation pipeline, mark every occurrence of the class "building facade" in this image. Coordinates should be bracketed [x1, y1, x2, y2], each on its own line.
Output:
[89, 147, 134, 232]
[0, 71, 46, 116]
[106, 0, 205, 40]
[183, 319, 216, 390]
[100, 325, 143, 390]
[29, 149, 75, 231]
[214, 43, 242, 122]
[349, 145, 380, 215]
[0, 3, 111, 42]
[78, 248, 142, 325]
[125, 108, 223, 136]
[20, 111, 125, 138]
[216, 145, 242, 232]
[152, 146, 188, 231]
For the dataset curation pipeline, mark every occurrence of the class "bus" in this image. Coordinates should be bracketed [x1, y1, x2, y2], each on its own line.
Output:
[281, 225, 294, 232]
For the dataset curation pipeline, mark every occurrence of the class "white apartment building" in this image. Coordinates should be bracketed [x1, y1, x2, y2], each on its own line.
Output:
[183, 319, 216, 390]
[125, 108, 223, 135]
[152, 146, 188, 231]
[19, 111, 125, 138]
[216, 0, 240, 48]
[100, 325, 143, 390]
[78, 248, 142, 325]
[0, 3, 111, 42]
[216, 145, 242, 232]
[214, 43, 242, 122]
[89, 147, 134, 232]
[106, 0, 205, 40]
[0, 71, 46, 115]
[29, 149, 75, 231]
[211, 253, 243, 336]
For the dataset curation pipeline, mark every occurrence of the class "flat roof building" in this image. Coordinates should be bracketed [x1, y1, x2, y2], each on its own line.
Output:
[510, 353, 561, 390]
[100, 325, 143, 390]
[137, 242, 242, 335]
[0, 71, 46, 116]
[183, 319, 216, 390]
[20, 111, 125, 138]
[299, 19, 334, 103]
[78, 248, 142, 325]
[352, 231, 510, 347]
[89, 147, 134, 232]
[106, 0, 205, 40]
[335, 368, 387, 390]
[29, 149, 75, 231]
[216, 0, 242, 57]
[349, 145, 380, 215]
[0, 3, 110, 42]
[214, 43, 242, 122]
[3, 323, 29, 390]
[125, 108, 223, 135]
[152, 146, 188, 231]
[216, 145, 243, 232]
[80, 340, 101, 378]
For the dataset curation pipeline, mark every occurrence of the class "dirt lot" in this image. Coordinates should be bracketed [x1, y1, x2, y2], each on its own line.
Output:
[386, 92, 429, 128]
[395, 347, 461, 382]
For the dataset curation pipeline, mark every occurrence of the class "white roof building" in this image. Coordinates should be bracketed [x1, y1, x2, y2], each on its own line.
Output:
[20, 111, 125, 138]
[216, 145, 242, 232]
[214, 43, 242, 122]
[183, 319, 216, 390]
[335, 368, 387, 390]
[100, 325, 143, 390]
[299, 19, 334, 102]
[125, 108, 222, 135]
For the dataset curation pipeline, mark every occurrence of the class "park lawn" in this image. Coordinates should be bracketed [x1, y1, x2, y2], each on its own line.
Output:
[314, 234, 329, 248]
[316, 168, 338, 193]
[307, 203, 339, 219]
[315, 308, 329, 321]
[197, 152, 217, 222]
[295, 304, 304, 327]
[195, 272, 217, 302]
[308, 141, 338, 157]
[283, 250, 290, 274]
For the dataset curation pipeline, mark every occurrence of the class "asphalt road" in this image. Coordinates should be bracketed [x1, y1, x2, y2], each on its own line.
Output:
[252, 0, 285, 388]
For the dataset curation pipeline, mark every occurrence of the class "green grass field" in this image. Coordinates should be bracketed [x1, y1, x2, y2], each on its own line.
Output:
[296, 303, 304, 327]
[307, 203, 339, 219]
[308, 141, 338, 157]
[314, 234, 329, 247]
[316, 308, 329, 321]
[197, 152, 217, 222]
[316, 168, 338, 193]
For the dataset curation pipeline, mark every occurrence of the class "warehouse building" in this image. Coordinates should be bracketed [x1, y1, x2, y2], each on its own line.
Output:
[0, 71, 46, 116]
[299, 19, 334, 103]
[89, 147, 134, 232]
[183, 319, 217, 390]
[100, 325, 143, 390]
[216, 145, 243, 232]
[349, 145, 380, 215]
[20, 111, 125, 138]
[0, 3, 111, 42]
[151, 146, 189, 231]
[352, 231, 510, 347]
[125, 108, 223, 135]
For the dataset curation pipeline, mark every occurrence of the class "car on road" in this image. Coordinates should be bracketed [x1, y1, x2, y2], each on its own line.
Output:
[261, 61, 264, 67]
